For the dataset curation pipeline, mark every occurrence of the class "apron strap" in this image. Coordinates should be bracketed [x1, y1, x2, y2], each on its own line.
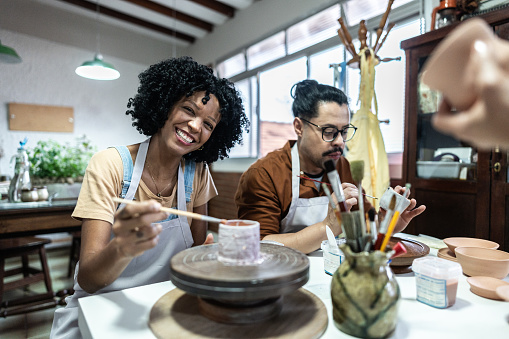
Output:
[290, 143, 301, 202]
[112, 146, 133, 199]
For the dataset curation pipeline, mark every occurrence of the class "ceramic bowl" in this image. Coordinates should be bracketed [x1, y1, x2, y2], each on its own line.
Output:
[496, 285, 509, 302]
[466, 276, 509, 300]
[443, 237, 499, 254]
[455, 247, 509, 279]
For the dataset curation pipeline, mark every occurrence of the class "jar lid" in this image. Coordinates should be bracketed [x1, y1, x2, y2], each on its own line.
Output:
[412, 256, 462, 279]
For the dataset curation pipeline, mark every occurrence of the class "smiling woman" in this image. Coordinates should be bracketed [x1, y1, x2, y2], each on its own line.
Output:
[49, 56, 249, 339]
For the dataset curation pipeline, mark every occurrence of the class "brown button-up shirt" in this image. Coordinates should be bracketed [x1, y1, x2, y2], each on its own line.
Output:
[235, 140, 370, 238]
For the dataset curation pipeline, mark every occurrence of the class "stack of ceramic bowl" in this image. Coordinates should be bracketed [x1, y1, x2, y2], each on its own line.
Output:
[443, 237, 509, 300]
[439, 237, 499, 262]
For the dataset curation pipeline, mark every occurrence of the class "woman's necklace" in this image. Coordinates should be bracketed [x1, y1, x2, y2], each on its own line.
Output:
[146, 162, 174, 197]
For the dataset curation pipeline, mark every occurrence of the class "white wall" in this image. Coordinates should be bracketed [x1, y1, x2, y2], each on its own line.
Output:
[0, 29, 146, 177]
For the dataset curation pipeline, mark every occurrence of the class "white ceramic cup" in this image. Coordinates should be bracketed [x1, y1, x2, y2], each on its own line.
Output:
[379, 187, 411, 212]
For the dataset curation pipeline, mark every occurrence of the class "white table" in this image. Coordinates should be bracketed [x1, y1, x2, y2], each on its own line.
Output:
[78, 244, 509, 339]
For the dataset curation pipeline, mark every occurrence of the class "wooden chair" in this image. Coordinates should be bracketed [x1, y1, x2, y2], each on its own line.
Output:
[0, 237, 57, 317]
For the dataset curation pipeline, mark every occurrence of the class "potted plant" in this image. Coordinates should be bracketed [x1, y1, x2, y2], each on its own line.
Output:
[27, 135, 96, 199]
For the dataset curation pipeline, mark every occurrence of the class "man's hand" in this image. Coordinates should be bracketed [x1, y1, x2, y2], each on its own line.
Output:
[392, 185, 426, 234]
[342, 182, 359, 211]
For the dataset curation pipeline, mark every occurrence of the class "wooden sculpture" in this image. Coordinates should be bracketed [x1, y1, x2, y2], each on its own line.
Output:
[340, 0, 398, 210]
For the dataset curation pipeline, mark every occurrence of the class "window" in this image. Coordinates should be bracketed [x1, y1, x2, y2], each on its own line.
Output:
[342, 0, 414, 26]
[309, 46, 346, 88]
[287, 4, 341, 55]
[258, 58, 307, 156]
[220, 1, 422, 162]
[228, 77, 258, 158]
[216, 53, 246, 79]
[247, 32, 286, 70]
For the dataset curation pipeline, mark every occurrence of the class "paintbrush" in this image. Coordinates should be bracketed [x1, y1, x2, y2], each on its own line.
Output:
[403, 183, 412, 199]
[368, 207, 377, 245]
[324, 160, 348, 211]
[349, 160, 366, 235]
[374, 195, 396, 250]
[113, 197, 227, 224]
[380, 206, 401, 252]
[322, 183, 342, 225]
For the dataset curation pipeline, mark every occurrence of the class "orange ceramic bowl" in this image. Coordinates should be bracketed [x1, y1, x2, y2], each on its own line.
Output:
[455, 247, 509, 279]
[443, 237, 499, 254]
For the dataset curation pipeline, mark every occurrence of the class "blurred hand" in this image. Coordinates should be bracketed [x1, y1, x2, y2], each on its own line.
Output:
[433, 40, 509, 150]
[203, 233, 214, 245]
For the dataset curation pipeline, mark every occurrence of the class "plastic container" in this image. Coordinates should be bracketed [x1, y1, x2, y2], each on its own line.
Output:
[321, 238, 346, 275]
[412, 256, 462, 308]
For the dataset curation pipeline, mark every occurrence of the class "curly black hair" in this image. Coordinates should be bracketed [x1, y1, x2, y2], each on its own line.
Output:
[126, 56, 249, 164]
[291, 79, 349, 120]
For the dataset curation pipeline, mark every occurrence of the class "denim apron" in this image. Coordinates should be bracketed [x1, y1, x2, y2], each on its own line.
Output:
[280, 143, 330, 233]
[50, 138, 194, 338]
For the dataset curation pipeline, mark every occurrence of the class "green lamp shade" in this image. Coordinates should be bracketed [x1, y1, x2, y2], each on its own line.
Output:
[75, 54, 120, 80]
[0, 41, 22, 64]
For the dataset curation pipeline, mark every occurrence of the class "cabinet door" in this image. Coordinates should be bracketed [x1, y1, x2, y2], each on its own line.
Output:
[490, 23, 509, 251]
[490, 149, 509, 251]
[403, 43, 491, 241]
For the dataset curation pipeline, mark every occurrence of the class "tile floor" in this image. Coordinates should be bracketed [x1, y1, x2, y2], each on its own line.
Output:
[0, 231, 218, 339]
[0, 246, 74, 339]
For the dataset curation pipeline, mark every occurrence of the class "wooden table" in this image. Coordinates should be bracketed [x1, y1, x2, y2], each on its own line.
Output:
[77, 240, 509, 339]
[0, 200, 80, 238]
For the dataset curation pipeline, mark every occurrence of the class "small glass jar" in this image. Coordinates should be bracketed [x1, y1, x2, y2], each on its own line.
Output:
[21, 188, 38, 202]
[36, 186, 49, 201]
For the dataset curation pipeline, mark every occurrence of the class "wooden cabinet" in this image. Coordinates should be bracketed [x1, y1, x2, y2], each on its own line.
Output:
[401, 8, 509, 251]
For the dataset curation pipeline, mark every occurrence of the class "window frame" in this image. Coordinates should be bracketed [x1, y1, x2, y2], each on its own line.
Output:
[216, 1, 422, 159]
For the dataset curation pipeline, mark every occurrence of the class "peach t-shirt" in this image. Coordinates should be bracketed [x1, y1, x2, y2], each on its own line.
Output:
[72, 147, 217, 225]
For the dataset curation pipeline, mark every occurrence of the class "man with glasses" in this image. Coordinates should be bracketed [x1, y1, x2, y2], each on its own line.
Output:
[235, 80, 425, 253]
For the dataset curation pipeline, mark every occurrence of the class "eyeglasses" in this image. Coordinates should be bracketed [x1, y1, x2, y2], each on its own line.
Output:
[300, 118, 357, 142]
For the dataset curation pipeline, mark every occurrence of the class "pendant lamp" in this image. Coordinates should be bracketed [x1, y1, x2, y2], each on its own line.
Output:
[75, 0, 119, 80]
[75, 53, 120, 80]
[0, 40, 22, 64]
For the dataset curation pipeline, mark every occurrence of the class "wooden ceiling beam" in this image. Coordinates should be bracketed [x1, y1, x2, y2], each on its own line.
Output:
[57, 0, 195, 43]
[188, 0, 235, 18]
[121, 0, 213, 32]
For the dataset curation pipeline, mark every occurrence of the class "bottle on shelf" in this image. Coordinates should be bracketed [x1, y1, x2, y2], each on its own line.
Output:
[8, 138, 32, 202]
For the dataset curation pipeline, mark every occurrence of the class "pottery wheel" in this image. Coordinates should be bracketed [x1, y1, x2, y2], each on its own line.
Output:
[149, 288, 328, 339]
[169, 243, 309, 302]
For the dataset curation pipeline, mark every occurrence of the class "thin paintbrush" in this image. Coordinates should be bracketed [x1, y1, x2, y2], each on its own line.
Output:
[299, 175, 377, 199]
[349, 160, 366, 234]
[403, 183, 412, 199]
[368, 207, 377, 245]
[324, 160, 348, 211]
[374, 195, 396, 250]
[113, 197, 227, 224]
[380, 207, 401, 252]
